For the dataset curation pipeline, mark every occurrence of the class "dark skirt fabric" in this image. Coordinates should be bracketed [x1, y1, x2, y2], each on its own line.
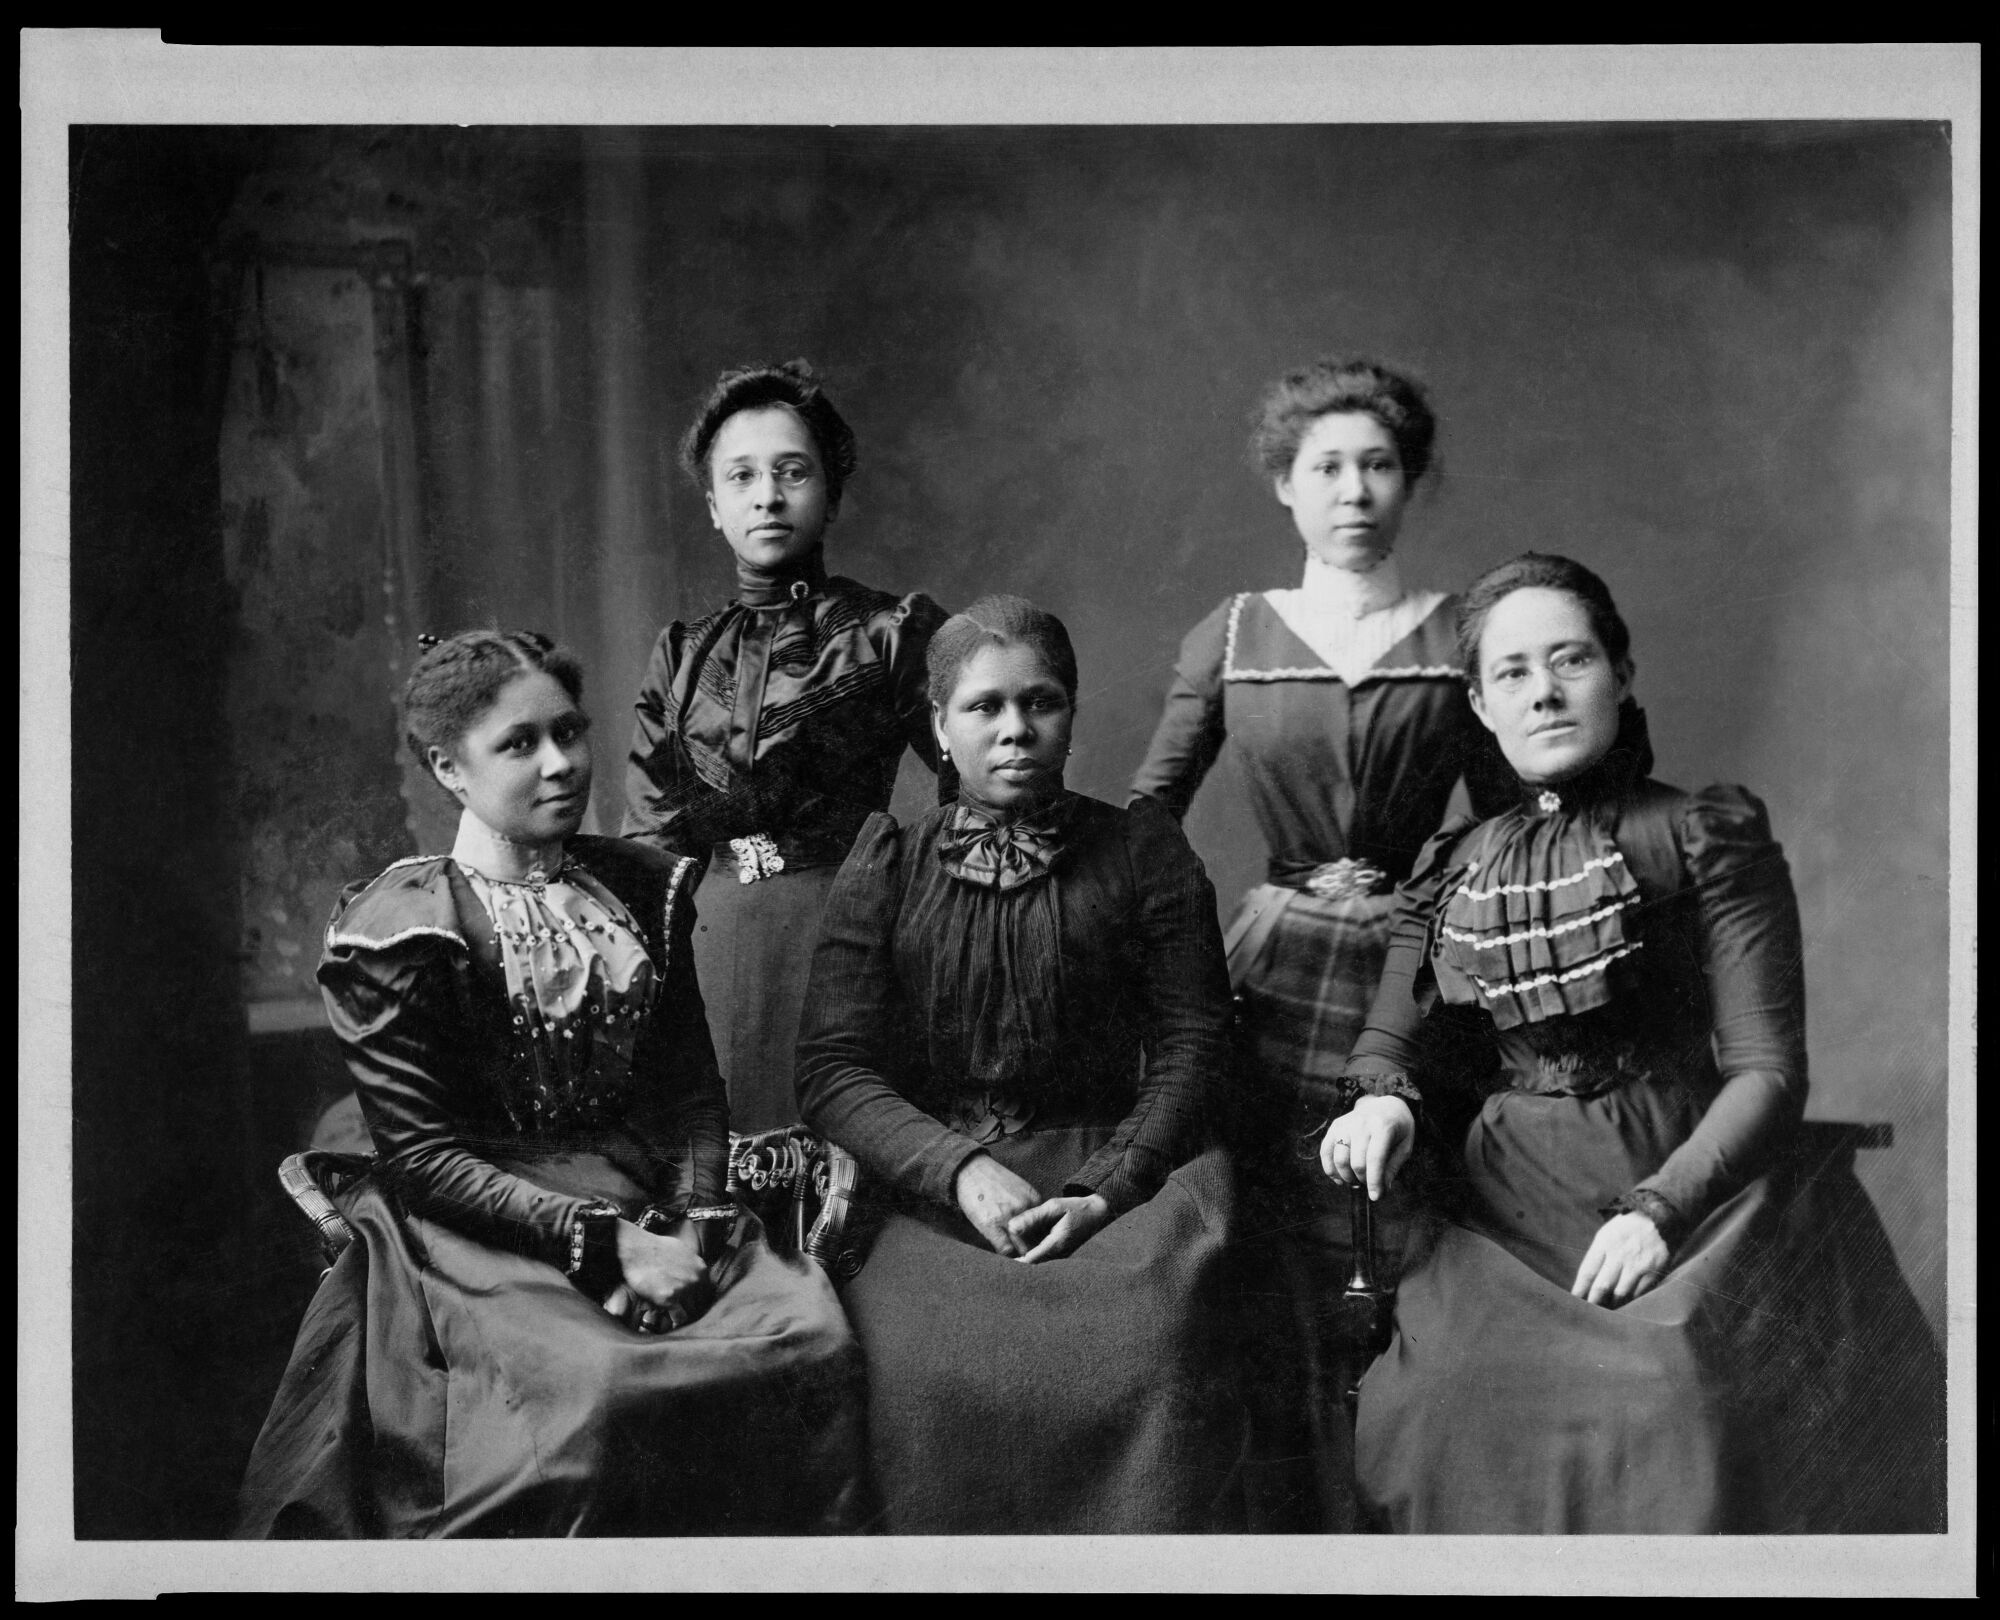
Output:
[840, 1126, 1245, 1533]
[691, 859, 840, 1134]
[234, 1178, 866, 1538]
[1355, 1081, 1946, 1534]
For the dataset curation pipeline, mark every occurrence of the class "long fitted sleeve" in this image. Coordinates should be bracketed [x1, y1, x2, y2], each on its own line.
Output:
[321, 943, 604, 1270]
[1628, 787, 1809, 1237]
[795, 814, 992, 1204]
[1062, 799, 1233, 1212]
[1341, 816, 1476, 1088]
[1128, 601, 1229, 820]
[622, 621, 707, 858]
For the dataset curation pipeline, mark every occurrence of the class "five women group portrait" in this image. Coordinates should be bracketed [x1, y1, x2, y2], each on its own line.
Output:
[235, 353, 1945, 1540]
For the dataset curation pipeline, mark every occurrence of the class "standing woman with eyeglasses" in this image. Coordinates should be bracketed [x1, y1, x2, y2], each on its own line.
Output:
[1130, 357, 1510, 1527]
[623, 360, 950, 1134]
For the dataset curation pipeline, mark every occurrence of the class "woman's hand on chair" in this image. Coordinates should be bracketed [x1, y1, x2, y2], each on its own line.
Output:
[611, 1221, 716, 1331]
[1570, 1212, 1669, 1307]
[1007, 1193, 1113, 1264]
[1319, 1095, 1415, 1200]
[954, 1153, 1043, 1257]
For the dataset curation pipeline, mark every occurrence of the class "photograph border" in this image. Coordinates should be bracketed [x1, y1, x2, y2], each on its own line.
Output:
[19, 37, 1979, 1597]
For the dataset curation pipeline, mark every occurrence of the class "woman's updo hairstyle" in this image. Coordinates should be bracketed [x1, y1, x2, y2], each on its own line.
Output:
[402, 628, 585, 788]
[1250, 356, 1438, 484]
[1454, 552, 1633, 690]
[679, 358, 859, 515]
[926, 594, 1079, 710]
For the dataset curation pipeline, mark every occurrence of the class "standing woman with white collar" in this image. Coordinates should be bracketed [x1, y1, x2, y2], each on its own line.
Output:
[1130, 356, 1509, 1528]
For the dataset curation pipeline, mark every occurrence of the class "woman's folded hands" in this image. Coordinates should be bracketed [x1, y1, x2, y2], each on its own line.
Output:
[603, 1220, 716, 1334]
[953, 1152, 1112, 1262]
[1007, 1193, 1113, 1263]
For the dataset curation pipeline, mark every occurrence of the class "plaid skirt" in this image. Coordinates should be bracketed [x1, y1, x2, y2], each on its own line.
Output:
[1223, 882, 1409, 1532]
[1226, 882, 1397, 1123]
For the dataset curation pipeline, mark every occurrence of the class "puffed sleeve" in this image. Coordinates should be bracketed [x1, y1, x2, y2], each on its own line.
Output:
[884, 591, 954, 800]
[1619, 786, 1809, 1243]
[620, 861, 730, 1208]
[1128, 597, 1232, 820]
[1064, 797, 1233, 1215]
[1338, 814, 1482, 1111]
[319, 939, 608, 1276]
[795, 813, 990, 1204]
[622, 620, 707, 857]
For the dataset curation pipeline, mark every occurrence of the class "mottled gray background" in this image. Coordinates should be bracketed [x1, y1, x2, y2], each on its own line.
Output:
[70, 121, 1949, 1536]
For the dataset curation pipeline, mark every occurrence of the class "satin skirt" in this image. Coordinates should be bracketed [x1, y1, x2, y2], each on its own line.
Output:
[234, 1179, 866, 1538]
[1355, 1080, 1946, 1534]
[840, 1127, 1246, 1533]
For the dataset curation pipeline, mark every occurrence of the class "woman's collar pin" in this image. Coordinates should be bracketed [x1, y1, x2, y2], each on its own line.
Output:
[1537, 788, 1563, 815]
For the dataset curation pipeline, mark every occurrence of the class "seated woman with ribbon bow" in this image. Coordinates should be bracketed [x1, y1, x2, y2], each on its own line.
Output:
[797, 595, 1247, 1533]
[235, 629, 864, 1538]
[622, 360, 950, 1136]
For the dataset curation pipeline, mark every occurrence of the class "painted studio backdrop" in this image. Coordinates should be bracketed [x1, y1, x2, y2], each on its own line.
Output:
[70, 122, 1951, 1536]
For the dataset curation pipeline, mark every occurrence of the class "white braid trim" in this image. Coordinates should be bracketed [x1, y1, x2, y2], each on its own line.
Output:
[324, 924, 466, 952]
[1457, 850, 1629, 903]
[1220, 592, 1249, 675]
[1439, 895, 1640, 949]
[659, 855, 697, 974]
[1468, 942, 1643, 1000]
[1222, 662, 1461, 685]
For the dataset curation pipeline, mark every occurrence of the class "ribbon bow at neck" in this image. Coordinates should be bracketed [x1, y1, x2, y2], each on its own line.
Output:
[936, 796, 1073, 891]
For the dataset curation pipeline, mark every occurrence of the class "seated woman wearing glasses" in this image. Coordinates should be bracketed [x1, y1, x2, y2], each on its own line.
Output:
[1317, 554, 1944, 1534]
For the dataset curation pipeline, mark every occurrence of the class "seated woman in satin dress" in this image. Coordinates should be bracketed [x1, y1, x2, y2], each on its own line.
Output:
[1318, 554, 1945, 1533]
[796, 596, 1245, 1533]
[235, 629, 864, 1538]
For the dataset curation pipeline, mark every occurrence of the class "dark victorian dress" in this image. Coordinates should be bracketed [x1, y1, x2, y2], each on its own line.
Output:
[796, 794, 1245, 1533]
[623, 545, 948, 1133]
[235, 836, 864, 1538]
[1341, 717, 1945, 1533]
[1130, 581, 1507, 1527]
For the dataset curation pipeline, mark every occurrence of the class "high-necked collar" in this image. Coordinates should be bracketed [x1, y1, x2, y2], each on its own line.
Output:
[1513, 701, 1654, 818]
[735, 543, 829, 610]
[1298, 552, 1406, 620]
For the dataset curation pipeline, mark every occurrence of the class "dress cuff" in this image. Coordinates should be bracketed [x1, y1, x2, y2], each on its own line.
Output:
[1601, 1187, 1688, 1250]
[564, 1202, 624, 1299]
[1337, 1070, 1424, 1116]
[639, 1200, 737, 1263]
[1065, 1164, 1146, 1219]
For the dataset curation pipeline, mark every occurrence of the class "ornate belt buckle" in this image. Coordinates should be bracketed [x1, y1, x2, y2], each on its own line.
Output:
[1305, 857, 1388, 900]
[730, 833, 785, 884]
